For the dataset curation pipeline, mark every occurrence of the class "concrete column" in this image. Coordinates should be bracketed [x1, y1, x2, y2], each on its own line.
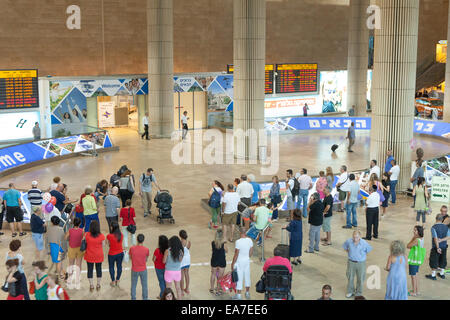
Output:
[444, 2, 450, 123]
[86, 97, 98, 128]
[233, 0, 266, 160]
[347, 0, 370, 116]
[137, 95, 147, 134]
[147, 0, 174, 138]
[370, 0, 419, 191]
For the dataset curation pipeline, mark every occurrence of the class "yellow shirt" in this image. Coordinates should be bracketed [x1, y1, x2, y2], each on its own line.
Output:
[82, 195, 97, 216]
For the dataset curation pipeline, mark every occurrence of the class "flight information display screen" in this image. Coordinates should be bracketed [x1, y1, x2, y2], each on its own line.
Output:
[227, 64, 274, 94]
[275, 63, 318, 94]
[0, 69, 39, 109]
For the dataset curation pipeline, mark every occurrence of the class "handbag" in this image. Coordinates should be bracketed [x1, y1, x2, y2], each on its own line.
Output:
[29, 281, 35, 294]
[337, 176, 348, 192]
[218, 272, 236, 293]
[126, 208, 137, 234]
[1, 274, 9, 293]
[408, 240, 426, 266]
[255, 274, 266, 293]
[127, 175, 135, 193]
[231, 268, 239, 283]
[376, 182, 385, 203]
[80, 239, 87, 252]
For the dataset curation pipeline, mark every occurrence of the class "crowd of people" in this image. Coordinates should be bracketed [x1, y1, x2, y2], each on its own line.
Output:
[0, 147, 449, 301]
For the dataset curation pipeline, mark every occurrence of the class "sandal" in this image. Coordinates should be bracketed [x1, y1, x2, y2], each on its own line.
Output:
[11, 233, 17, 238]
[110, 282, 116, 288]
[96, 284, 101, 291]
[90, 285, 94, 292]
[215, 290, 223, 296]
[19, 232, 27, 236]
[209, 289, 215, 294]
[322, 242, 332, 246]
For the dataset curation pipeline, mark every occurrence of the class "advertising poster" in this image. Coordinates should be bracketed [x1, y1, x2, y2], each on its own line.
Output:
[98, 101, 116, 128]
[431, 175, 450, 203]
[264, 96, 319, 118]
[0, 111, 40, 142]
[320, 71, 348, 113]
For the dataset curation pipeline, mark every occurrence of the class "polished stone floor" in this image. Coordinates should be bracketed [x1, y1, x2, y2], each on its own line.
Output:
[0, 128, 449, 300]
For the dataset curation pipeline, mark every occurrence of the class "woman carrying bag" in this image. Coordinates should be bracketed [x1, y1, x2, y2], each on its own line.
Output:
[119, 199, 137, 251]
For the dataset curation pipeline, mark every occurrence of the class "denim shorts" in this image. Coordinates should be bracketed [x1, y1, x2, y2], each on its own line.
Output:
[181, 265, 190, 270]
[408, 264, 420, 276]
[32, 233, 44, 251]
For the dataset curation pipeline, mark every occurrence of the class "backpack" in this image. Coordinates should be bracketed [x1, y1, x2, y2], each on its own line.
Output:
[56, 285, 70, 300]
[110, 174, 120, 187]
[141, 174, 153, 188]
[208, 189, 221, 209]
[290, 178, 300, 196]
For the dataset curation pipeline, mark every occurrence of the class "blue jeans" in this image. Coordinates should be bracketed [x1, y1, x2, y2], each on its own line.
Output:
[108, 252, 124, 281]
[345, 202, 358, 227]
[155, 268, 166, 298]
[270, 196, 281, 220]
[297, 189, 309, 217]
[390, 180, 397, 203]
[131, 270, 148, 300]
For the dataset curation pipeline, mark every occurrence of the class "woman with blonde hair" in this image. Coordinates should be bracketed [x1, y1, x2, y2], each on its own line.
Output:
[209, 229, 227, 295]
[384, 240, 408, 300]
[325, 167, 334, 189]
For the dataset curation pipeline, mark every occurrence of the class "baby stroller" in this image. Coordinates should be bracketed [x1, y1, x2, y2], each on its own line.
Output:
[264, 265, 293, 300]
[154, 190, 175, 224]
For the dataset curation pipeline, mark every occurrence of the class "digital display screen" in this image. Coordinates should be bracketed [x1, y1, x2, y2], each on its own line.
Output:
[0, 69, 39, 109]
[227, 64, 274, 94]
[275, 63, 318, 94]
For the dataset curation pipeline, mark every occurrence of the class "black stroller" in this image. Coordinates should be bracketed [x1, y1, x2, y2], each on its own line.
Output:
[154, 190, 175, 224]
[264, 265, 293, 300]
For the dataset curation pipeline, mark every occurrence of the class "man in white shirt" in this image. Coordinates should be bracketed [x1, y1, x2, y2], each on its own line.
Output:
[297, 168, 313, 218]
[388, 159, 400, 204]
[369, 160, 380, 180]
[231, 226, 254, 300]
[141, 112, 150, 140]
[336, 165, 350, 212]
[343, 174, 360, 229]
[221, 184, 241, 242]
[236, 175, 254, 207]
[364, 185, 381, 241]
[181, 111, 189, 140]
[285, 169, 296, 218]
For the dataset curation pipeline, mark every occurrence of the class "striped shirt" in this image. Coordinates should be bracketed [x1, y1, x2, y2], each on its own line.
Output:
[27, 188, 43, 206]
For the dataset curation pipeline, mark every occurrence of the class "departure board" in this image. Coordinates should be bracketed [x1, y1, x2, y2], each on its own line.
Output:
[0, 69, 39, 109]
[275, 63, 318, 94]
[227, 64, 274, 94]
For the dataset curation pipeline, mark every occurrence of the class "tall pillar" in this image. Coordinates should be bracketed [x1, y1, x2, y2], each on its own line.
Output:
[370, 0, 419, 191]
[444, 1, 450, 123]
[137, 95, 147, 135]
[347, 0, 370, 116]
[233, 0, 266, 160]
[86, 97, 98, 128]
[147, 0, 174, 138]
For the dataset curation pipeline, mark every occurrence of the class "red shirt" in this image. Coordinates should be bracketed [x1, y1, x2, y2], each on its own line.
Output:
[129, 245, 149, 272]
[84, 232, 105, 263]
[153, 248, 165, 270]
[263, 256, 292, 273]
[107, 233, 124, 256]
[120, 207, 136, 226]
[69, 228, 83, 248]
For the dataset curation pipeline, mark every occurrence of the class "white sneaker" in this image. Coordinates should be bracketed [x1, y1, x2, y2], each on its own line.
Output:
[232, 294, 242, 300]
[245, 292, 251, 299]
[346, 293, 354, 298]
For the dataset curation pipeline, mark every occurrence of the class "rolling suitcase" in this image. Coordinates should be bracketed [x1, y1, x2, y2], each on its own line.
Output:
[276, 228, 290, 259]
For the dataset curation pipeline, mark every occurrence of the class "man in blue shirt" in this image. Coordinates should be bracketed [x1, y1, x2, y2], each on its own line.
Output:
[347, 122, 356, 152]
[426, 214, 450, 280]
[3, 183, 26, 237]
[342, 230, 372, 298]
[384, 149, 394, 173]
[248, 174, 261, 205]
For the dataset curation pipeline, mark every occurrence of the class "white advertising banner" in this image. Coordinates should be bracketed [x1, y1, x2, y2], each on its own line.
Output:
[0, 111, 40, 142]
[431, 175, 450, 203]
[98, 101, 116, 128]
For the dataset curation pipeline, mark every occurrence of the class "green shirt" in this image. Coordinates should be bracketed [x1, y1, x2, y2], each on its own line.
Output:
[254, 206, 270, 230]
[35, 274, 48, 300]
[82, 195, 97, 216]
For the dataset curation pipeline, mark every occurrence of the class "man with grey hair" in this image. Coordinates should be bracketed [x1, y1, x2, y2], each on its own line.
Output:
[343, 230, 372, 298]
[236, 174, 254, 207]
[321, 186, 333, 246]
[426, 213, 450, 280]
[247, 174, 261, 205]
[104, 186, 121, 231]
[305, 192, 324, 253]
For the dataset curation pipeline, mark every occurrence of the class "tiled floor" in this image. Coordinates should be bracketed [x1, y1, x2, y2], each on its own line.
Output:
[0, 128, 448, 300]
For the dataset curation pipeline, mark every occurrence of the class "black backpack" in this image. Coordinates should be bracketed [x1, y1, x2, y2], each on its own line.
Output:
[290, 178, 300, 196]
[141, 173, 153, 188]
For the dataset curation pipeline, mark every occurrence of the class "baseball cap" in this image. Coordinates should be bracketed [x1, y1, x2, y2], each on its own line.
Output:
[31, 181, 38, 186]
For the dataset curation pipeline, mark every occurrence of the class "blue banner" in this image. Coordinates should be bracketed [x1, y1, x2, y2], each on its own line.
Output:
[0, 132, 113, 174]
[413, 119, 450, 139]
[268, 117, 372, 131]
